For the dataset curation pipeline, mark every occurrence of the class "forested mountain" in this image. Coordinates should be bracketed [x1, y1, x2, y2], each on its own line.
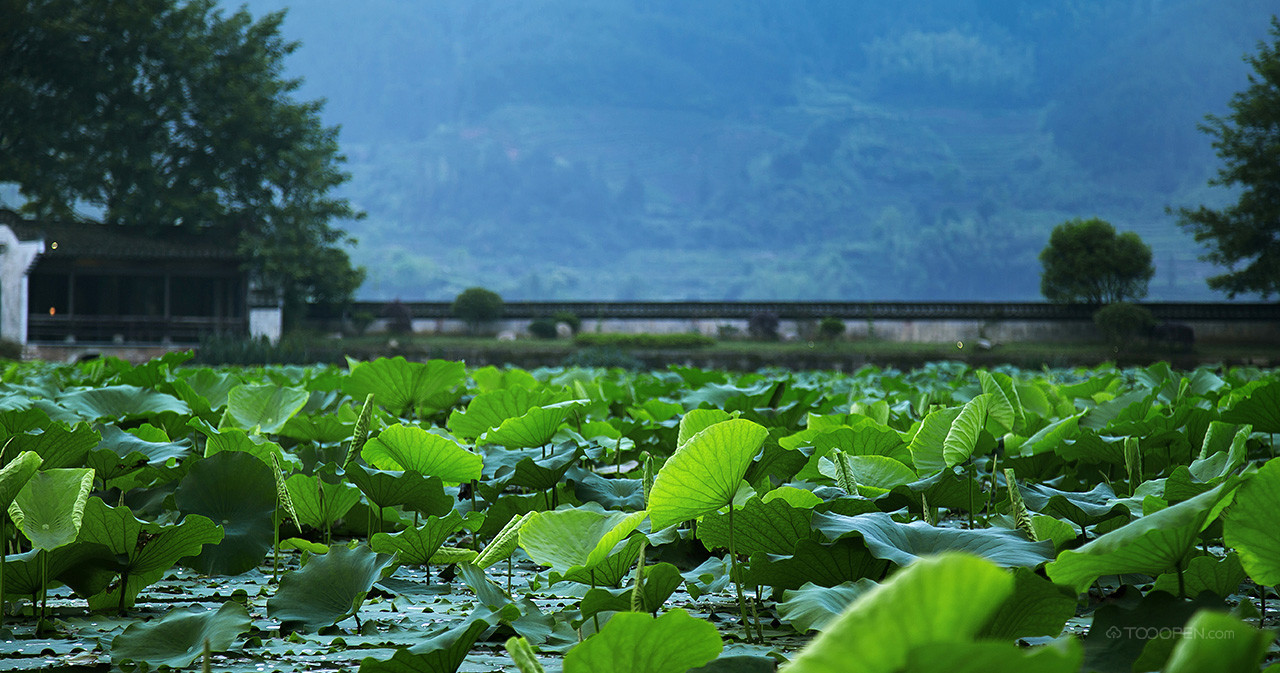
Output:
[230, 0, 1277, 300]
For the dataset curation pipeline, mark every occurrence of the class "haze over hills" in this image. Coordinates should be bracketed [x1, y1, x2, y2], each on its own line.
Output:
[231, 0, 1277, 302]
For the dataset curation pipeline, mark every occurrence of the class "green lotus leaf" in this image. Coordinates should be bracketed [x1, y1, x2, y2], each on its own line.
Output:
[344, 356, 466, 417]
[173, 367, 239, 415]
[1011, 412, 1084, 457]
[110, 601, 251, 668]
[978, 370, 1024, 434]
[371, 511, 467, 565]
[56, 385, 190, 422]
[279, 412, 354, 443]
[567, 467, 645, 510]
[1219, 380, 1280, 433]
[744, 538, 888, 593]
[268, 544, 398, 632]
[362, 424, 482, 483]
[563, 608, 722, 673]
[221, 383, 310, 434]
[482, 401, 585, 449]
[552, 534, 646, 587]
[777, 580, 879, 634]
[347, 464, 453, 517]
[947, 394, 995, 468]
[902, 639, 1082, 673]
[73, 497, 223, 608]
[1046, 480, 1239, 594]
[761, 486, 823, 509]
[648, 418, 769, 530]
[174, 452, 276, 575]
[1188, 423, 1250, 482]
[818, 454, 916, 498]
[696, 495, 818, 556]
[1222, 456, 1280, 585]
[3, 542, 117, 597]
[470, 364, 539, 393]
[195, 421, 300, 472]
[86, 425, 189, 483]
[9, 467, 94, 551]
[1081, 591, 1225, 673]
[782, 553, 1014, 673]
[811, 511, 1054, 569]
[8, 422, 100, 470]
[483, 444, 580, 491]
[1017, 481, 1129, 527]
[358, 617, 490, 673]
[519, 508, 648, 574]
[977, 567, 1077, 640]
[1152, 551, 1247, 598]
[889, 466, 989, 512]
[0, 450, 41, 509]
[1161, 610, 1275, 673]
[447, 386, 568, 440]
[580, 562, 684, 619]
[677, 409, 734, 448]
[906, 406, 962, 475]
[285, 473, 363, 531]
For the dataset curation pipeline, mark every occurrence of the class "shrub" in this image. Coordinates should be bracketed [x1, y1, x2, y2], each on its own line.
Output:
[1093, 302, 1156, 349]
[0, 338, 24, 360]
[551, 311, 582, 334]
[381, 300, 413, 335]
[819, 316, 846, 340]
[573, 333, 715, 349]
[192, 334, 342, 366]
[528, 317, 558, 339]
[452, 287, 504, 332]
[747, 311, 780, 340]
[562, 346, 643, 370]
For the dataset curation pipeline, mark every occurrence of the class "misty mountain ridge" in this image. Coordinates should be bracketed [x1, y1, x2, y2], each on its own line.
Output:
[232, 0, 1277, 301]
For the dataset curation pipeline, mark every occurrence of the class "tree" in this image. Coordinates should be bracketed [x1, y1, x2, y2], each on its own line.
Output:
[1039, 217, 1154, 304]
[451, 287, 504, 333]
[1174, 17, 1280, 299]
[0, 0, 363, 316]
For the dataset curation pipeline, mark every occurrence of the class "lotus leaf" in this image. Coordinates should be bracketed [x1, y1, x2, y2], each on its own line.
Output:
[648, 418, 769, 530]
[371, 511, 467, 565]
[56, 385, 190, 422]
[696, 495, 818, 556]
[943, 393, 992, 467]
[174, 451, 276, 575]
[1152, 551, 1246, 598]
[8, 422, 100, 470]
[977, 567, 1076, 640]
[362, 424, 482, 482]
[110, 601, 250, 668]
[1219, 380, 1280, 433]
[744, 538, 888, 592]
[482, 400, 585, 449]
[776, 579, 879, 634]
[902, 639, 1082, 673]
[1046, 481, 1239, 594]
[222, 383, 310, 434]
[347, 464, 453, 517]
[447, 385, 567, 440]
[1222, 456, 1280, 585]
[906, 406, 962, 475]
[811, 511, 1054, 568]
[268, 544, 398, 631]
[567, 467, 645, 510]
[563, 608, 722, 673]
[781, 553, 1014, 673]
[344, 356, 466, 417]
[519, 508, 647, 576]
[285, 473, 363, 532]
[9, 467, 94, 551]
[1161, 610, 1275, 673]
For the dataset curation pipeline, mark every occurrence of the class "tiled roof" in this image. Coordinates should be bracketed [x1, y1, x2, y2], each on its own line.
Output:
[0, 209, 241, 261]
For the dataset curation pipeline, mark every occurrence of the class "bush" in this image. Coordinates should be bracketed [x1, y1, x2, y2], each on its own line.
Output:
[551, 311, 582, 334]
[818, 316, 846, 340]
[573, 333, 715, 349]
[528, 317, 559, 339]
[0, 338, 24, 360]
[1093, 302, 1156, 349]
[1041, 218, 1155, 304]
[452, 287, 504, 332]
[192, 334, 342, 366]
[748, 311, 780, 340]
[381, 300, 413, 335]
[561, 346, 643, 370]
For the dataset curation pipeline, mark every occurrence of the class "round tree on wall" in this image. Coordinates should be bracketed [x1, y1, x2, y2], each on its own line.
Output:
[452, 287, 504, 334]
[1039, 218, 1155, 304]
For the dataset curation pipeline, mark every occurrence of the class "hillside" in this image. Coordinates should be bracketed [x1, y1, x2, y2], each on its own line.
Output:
[232, 0, 1278, 301]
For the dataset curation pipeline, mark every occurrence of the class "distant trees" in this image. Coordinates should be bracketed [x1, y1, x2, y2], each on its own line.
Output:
[0, 0, 363, 317]
[1174, 17, 1280, 299]
[1039, 218, 1155, 304]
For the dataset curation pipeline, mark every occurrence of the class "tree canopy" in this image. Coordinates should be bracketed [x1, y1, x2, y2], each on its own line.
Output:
[1174, 16, 1280, 299]
[0, 0, 363, 314]
[1039, 218, 1155, 305]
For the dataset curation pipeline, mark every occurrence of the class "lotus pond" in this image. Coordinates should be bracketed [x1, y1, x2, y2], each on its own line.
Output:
[1, 353, 1278, 672]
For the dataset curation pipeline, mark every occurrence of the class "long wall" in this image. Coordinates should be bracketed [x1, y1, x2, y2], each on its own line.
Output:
[320, 301, 1280, 345]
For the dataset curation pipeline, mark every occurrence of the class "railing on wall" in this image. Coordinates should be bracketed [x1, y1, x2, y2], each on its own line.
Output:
[312, 301, 1280, 323]
[27, 315, 248, 344]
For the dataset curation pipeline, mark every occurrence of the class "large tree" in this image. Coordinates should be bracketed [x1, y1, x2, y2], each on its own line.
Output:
[0, 0, 363, 315]
[1039, 217, 1154, 305]
[1174, 17, 1280, 299]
